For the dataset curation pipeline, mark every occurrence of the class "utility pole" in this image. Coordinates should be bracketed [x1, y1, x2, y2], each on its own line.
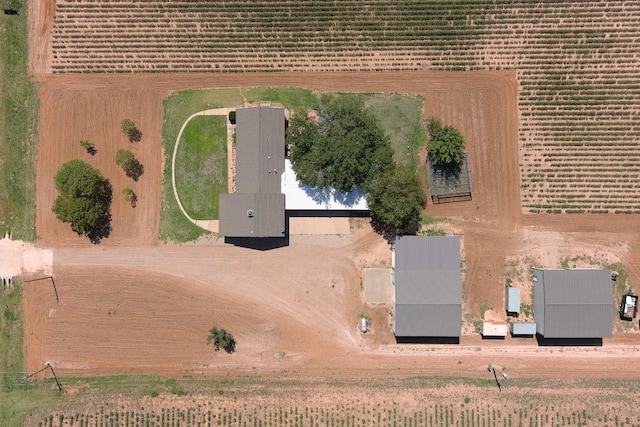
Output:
[45, 362, 63, 394]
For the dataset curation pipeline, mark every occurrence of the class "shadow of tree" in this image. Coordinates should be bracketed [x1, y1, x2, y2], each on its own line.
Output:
[87, 180, 113, 244]
[129, 192, 137, 208]
[126, 160, 144, 181]
[223, 337, 236, 354]
[370, 218, 420, 245]
[128, 129, 142, 143]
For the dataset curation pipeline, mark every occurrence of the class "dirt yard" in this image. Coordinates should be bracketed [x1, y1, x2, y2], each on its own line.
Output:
[30, 68, 640, 383]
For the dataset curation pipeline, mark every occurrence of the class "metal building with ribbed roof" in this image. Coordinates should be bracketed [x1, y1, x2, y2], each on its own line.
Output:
[533, 268, 613, 339]
[392, 236, 461, 338]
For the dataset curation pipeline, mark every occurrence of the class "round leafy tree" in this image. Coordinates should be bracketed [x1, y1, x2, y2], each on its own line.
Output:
[427, 120, 466, 168]
[367, 164, 425, 241]
[52, 160, 111, 243]
[287, 95, 393, 193]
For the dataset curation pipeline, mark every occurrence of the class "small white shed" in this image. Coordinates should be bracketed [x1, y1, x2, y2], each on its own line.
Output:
[482, 321, 508, 338]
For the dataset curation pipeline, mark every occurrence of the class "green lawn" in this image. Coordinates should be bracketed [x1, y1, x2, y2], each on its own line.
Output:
[0, 1, 38, 241]
[161, 87, 320, 242]
[175, 115, 228, 220]
[360, 93, 426, 172]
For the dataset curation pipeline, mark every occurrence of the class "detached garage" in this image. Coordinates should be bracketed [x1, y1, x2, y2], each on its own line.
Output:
[533, 268, 613, 340]
[392, 236, 461, 339]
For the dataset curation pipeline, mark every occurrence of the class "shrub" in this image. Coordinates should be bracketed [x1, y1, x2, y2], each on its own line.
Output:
[80, 139, 96, 155]
[122, 188, 137, 207]
[206, 327, 236, 354]
[121, 118, 142, 142]
[115, 149, 144, 181]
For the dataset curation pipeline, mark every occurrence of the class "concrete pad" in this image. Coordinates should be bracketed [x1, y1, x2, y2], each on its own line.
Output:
[194, 220, 219, 233]
[288, 217, 351, 235]
[364, 268, 393, 304]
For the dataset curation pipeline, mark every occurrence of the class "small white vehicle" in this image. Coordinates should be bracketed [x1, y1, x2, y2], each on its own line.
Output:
[360, 317, 368, 333]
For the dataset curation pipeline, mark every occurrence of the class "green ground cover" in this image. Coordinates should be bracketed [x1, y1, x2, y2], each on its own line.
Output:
[360, 93, 425, 172]
[161, 87, 424, 243]
[0, 285, 61, 427]
[0, 1, 38, 240]
[161, 87, 321, 242]
[175, 115, 227, 220]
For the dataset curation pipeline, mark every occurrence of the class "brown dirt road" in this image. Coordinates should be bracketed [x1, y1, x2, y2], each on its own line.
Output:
[23, 227, 640, 381]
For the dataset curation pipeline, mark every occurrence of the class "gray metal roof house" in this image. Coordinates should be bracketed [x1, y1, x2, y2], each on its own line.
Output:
[219, 107, 286, 238]
[533, 268, 613, 339]
[392, 236, 461, 338]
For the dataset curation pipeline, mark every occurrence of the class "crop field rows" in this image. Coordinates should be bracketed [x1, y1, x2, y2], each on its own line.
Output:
[50, 1, 640, 213]
[34, 401, 638, 427]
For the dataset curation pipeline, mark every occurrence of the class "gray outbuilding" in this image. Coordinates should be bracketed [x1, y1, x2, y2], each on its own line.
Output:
[505, 286, 520, 314]
[392, 236, 461, 338]
[533, 268, 613, 339]
[511, 322, 537, 336]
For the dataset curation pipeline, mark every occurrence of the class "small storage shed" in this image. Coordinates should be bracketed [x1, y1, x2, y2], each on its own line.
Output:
[512, 322, 537, 336]
[505, 287, 521, 314]
[482, 321, 508, 338]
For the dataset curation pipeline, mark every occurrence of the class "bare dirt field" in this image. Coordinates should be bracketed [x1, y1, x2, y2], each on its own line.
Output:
[23, 221, 640, 381]
[35, 71, 521, 319]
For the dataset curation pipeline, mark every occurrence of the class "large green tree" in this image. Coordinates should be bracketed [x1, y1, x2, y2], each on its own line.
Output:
[287, 95, 393, 193]
[367, 164, 425, 241]
[427, 120, 466, 168]
[52, 160, 111, 243]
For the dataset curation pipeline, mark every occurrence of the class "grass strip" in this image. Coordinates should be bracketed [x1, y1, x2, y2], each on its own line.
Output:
[0, 2, 38, 240]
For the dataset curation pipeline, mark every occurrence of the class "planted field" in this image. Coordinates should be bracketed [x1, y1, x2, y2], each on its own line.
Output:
[29, 376, 640, 427]
[48, 0, 640, 213]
